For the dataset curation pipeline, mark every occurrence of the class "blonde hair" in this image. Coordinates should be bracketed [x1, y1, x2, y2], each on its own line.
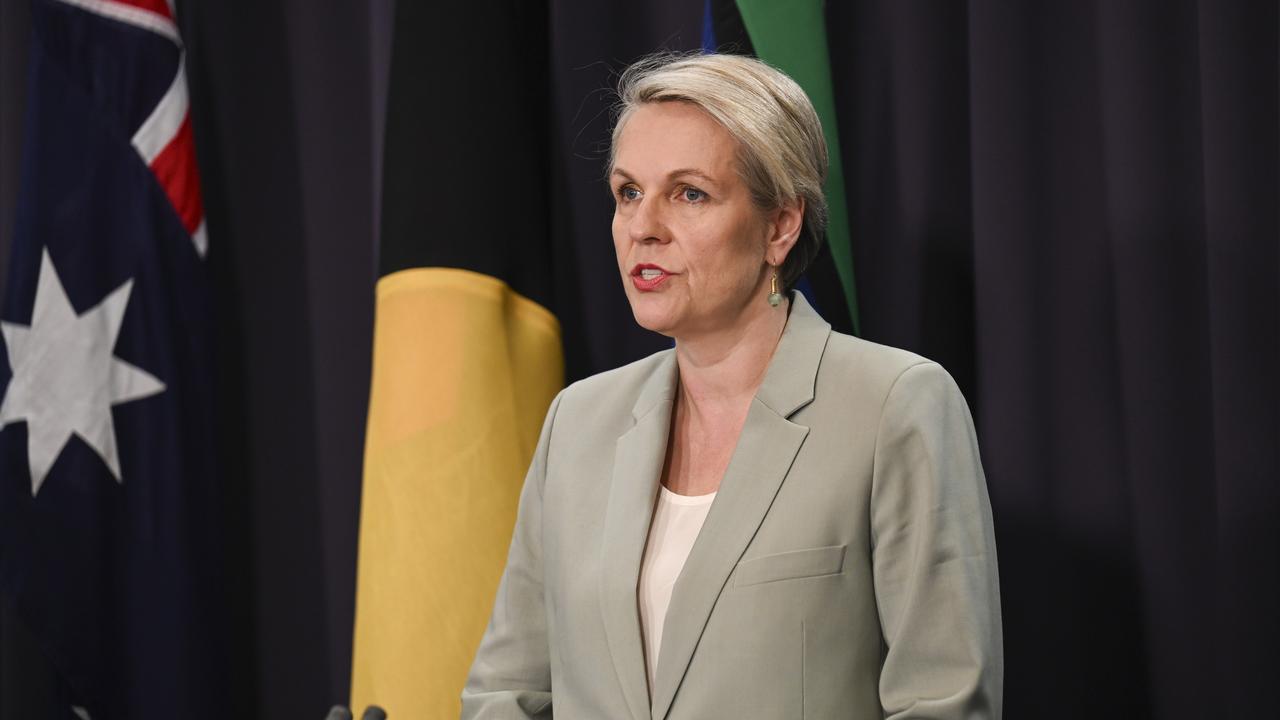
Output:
[609, 52, 829, 289]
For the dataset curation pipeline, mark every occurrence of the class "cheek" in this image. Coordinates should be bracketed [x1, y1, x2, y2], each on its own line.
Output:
[691, 220, 765, 286]
[683, 246, 753, 306]
[610, 214, 627, 265]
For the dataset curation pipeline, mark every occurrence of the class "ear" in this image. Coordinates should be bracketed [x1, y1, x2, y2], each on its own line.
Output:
[764, 197, 805, 267]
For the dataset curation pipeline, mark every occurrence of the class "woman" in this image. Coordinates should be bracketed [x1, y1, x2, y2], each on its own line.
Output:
[462, 53, 1002, 719]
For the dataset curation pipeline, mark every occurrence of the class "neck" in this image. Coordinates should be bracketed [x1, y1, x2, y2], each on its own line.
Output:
[673, 294, 790, 413]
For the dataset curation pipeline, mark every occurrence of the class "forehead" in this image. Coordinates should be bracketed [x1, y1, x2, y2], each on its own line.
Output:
[613, 101, 738, 178]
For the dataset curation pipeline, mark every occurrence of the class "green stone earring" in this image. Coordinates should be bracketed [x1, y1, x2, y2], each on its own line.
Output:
[768, 270, 783, 307]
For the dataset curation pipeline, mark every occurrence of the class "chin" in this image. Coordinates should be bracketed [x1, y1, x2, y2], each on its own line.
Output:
[627, 296, 680, 337]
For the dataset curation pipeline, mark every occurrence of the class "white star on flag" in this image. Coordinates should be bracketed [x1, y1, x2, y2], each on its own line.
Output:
[0, 248, 165, 496]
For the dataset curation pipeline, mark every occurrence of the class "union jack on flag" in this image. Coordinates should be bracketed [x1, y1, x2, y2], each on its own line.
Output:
[0, 0, 227, 717]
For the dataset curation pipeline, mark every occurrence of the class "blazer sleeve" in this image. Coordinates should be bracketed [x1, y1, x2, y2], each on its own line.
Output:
[870, 362, 1004, 719]
[460, 391, 564, 719]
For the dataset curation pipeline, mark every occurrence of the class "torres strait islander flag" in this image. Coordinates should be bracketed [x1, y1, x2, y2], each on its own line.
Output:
[701, 0, 861, 334]
[0, 1, 226, 718]
[732, 0, 860, 333]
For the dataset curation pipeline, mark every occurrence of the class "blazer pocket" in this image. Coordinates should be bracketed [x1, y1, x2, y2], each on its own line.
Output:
[733, 544, 847, 588]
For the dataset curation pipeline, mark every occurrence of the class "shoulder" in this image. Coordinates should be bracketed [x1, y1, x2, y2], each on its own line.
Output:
[812, 331, 970, 427]
[820, 331, 940, 392]
[549, 348, 674, 430]
[561, 347, 672, 405]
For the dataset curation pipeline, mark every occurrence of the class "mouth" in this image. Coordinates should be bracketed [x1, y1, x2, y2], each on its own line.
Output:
[630, 263, 673, 291]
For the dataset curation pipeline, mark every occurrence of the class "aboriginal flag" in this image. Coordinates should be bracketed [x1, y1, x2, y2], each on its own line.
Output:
[348, 2, 565, 717]
[0, 1, 225, 718]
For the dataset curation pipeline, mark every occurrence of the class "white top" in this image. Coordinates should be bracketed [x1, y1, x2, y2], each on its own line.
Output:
[637, 485, 717, 693]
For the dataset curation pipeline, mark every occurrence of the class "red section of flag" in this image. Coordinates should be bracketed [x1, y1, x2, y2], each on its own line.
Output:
[104, 0, 172, 20]
[149, 111, 203, 234]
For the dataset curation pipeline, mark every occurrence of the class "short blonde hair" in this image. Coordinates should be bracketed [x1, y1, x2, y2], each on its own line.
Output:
[609, 52, 829, 289]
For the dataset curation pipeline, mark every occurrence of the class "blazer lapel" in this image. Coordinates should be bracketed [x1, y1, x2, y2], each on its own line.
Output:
[599, 352, 678, 720]
[650, 293, 831, 720]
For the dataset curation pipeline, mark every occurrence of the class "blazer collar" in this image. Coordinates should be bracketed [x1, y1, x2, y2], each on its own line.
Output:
[600, 352, 676, 720]
[601, 292, 832, 720]
[752, 291, 830, 419]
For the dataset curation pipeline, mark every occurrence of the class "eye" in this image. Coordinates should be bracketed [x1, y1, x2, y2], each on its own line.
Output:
[680, 186, 707, 203]
[617, 185, 641, 203]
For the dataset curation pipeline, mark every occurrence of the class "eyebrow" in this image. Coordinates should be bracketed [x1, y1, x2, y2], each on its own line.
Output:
[610, 167, 720, 187]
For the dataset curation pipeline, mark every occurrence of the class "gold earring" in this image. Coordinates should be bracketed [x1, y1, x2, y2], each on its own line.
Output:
[768, 270, 782, 307]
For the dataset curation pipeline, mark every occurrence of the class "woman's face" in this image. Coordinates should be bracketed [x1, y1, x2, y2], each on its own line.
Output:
[610, 101, 788, 339]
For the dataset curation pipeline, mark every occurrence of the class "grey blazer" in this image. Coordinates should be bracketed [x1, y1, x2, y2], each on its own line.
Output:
[462, 293, 1002, 719]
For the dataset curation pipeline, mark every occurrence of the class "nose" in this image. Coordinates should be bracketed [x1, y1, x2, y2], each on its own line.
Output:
[628, 195, 669, 245]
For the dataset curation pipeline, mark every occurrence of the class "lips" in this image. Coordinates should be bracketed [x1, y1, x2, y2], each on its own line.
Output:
[630, 263, 673, 291]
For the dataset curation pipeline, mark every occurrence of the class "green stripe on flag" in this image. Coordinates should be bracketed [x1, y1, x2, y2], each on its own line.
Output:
[735, 0, 860, 335]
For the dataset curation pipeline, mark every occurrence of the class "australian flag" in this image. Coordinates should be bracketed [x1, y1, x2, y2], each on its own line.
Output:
[0, 1, 227, 718]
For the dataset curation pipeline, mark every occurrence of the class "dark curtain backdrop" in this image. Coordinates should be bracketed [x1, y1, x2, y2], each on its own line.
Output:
[2, 1, 1276, 718]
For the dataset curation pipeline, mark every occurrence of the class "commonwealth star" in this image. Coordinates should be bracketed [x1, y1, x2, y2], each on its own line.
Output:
[0, 248, 165, 496]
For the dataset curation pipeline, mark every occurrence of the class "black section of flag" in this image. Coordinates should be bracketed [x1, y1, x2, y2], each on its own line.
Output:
[378, 1, 555, 312]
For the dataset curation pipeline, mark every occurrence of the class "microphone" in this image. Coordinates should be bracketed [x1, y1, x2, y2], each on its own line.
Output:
[322, 703, 385, 719]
